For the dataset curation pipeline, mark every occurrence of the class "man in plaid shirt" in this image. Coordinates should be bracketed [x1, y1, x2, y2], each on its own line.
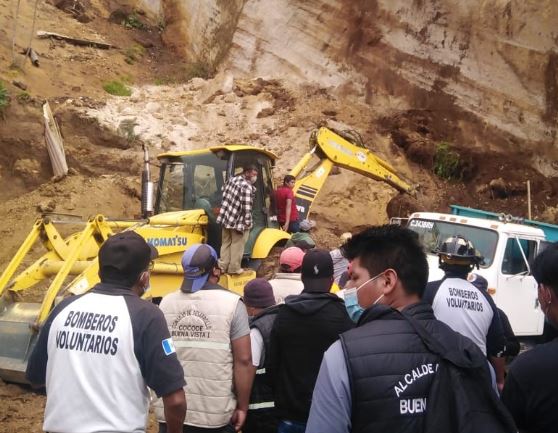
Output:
[217, 164, 258, 274]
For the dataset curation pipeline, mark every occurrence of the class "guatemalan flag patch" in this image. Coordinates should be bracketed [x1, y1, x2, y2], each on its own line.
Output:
[162, 338, 176, 356]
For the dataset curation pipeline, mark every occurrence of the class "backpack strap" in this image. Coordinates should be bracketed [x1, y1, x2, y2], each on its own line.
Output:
[398, 310, 446, 356]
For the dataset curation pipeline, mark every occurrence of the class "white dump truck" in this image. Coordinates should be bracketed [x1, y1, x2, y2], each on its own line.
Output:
[407, 205, 558, 340]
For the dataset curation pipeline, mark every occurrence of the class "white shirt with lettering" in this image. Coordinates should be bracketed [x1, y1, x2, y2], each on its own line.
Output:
[430, 278, 493, 355]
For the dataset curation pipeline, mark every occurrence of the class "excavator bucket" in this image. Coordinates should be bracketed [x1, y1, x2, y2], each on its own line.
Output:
[0, 215, 115, 382]
[0, 300, 41, 383]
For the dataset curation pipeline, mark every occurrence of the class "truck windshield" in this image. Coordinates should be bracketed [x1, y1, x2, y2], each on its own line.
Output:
[407, 218, 499, 267]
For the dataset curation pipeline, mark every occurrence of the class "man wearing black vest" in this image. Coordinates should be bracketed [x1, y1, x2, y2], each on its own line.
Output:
[306, 225, 499, 433]
[270, 249, 353, 433]
[243, 278, 280, 433]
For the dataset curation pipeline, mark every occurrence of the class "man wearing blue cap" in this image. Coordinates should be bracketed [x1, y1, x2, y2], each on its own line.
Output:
[155, 243, 255, 433]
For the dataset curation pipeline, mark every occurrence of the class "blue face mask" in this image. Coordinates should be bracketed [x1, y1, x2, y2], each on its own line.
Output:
[344, 273, 385, 323]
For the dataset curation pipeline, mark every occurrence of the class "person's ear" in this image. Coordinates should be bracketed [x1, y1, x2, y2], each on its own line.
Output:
[543, 285, 553, 305]
[139, 271, 149, 288]
[381, 269, 398, 295]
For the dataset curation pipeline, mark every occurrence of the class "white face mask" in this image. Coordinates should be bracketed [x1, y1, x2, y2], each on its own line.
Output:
[345, 272, 384, 294]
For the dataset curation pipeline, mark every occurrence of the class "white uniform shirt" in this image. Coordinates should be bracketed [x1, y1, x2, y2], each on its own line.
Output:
[26, 284, 185, 433]
[424, 277, 504, 356]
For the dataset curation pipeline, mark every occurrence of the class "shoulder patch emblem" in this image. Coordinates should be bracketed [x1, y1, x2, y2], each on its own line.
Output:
[162, 338, 176, 356]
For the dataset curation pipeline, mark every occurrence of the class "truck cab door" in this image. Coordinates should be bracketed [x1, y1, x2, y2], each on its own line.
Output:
[497, 236, 544, 336]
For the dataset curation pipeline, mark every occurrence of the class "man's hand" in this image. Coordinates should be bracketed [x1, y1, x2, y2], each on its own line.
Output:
[231, 408, 247, 431]
[236, 229, 244, 235]
[231, 335, 254, 431]
[282, 223, 289, 231]
[162, 388, 187, 433]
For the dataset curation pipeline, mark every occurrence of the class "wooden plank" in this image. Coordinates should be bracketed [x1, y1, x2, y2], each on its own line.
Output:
[36, 30, 113, 49]
[43, 102, 68, 177]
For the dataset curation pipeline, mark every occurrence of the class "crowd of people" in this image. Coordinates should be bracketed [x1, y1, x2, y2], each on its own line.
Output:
[25, 166, 558, 433]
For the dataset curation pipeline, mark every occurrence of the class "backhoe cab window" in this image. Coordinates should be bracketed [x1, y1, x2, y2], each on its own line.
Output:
[156, 153, 227, 214]
[408, 218, 498, 267]
[194, 165, 219, 203]
[157, 162, 186, 212]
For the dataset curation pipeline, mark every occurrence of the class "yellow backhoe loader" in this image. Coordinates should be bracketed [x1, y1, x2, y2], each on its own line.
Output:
[0, 127, 413, 382]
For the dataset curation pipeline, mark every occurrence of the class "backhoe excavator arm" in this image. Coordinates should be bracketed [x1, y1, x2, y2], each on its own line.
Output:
[290, 127, 414, 220]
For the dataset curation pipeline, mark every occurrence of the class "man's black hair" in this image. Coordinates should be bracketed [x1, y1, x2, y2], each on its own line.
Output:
[243, 164, 258, 173]
[99, 266, 144, 287]
[532, 242, 558, 295]
[440, 262, 472, 277]
[341, 224, 428, 297]
[283, 174, 296, 184]
[280, 263, 302, 273]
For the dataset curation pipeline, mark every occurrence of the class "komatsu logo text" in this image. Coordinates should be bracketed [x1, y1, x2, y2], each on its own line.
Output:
[146, 236, 188, 247]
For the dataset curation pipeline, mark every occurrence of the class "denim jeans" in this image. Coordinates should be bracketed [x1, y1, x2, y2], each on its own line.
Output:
[287, 220, 300, 233]
[278, 419, 307, 433]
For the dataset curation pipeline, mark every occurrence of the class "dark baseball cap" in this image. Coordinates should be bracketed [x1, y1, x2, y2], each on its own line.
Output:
[301, 249, 334, 293]
[180, 244, 218, 293]
[98, 231, 158, 286]
[243, 278, 275, 308]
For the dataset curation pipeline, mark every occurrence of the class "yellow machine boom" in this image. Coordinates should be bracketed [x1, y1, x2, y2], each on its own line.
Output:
[291, 127, 413, 220]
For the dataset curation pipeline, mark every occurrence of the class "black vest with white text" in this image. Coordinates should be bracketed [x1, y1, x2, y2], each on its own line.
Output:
[340, 304, 440, 433]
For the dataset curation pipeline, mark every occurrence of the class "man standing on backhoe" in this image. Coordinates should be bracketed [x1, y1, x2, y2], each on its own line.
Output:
[217, 164, 258, 275]
[275, 175, 299, 233]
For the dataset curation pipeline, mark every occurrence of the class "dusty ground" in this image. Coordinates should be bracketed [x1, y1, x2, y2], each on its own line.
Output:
[0, 0, 557, 430]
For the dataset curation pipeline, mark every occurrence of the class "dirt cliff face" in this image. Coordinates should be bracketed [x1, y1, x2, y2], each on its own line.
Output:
[222, 0, 557, 151]
[160, 0, 245, 69]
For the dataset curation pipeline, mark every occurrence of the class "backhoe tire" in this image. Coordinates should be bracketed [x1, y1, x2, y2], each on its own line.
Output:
[256, 245, 283, 279]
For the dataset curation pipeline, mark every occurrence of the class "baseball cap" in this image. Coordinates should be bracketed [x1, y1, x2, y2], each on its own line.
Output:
[243, 278, 275, 308]
[301, 249, 334, 293]
[98, 231, 158, 286]
[180, 244, 218, 293]
[280, 247, 305, 272]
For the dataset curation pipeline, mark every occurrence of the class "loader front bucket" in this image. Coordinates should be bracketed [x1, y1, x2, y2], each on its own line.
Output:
[0, 301, 40, 383]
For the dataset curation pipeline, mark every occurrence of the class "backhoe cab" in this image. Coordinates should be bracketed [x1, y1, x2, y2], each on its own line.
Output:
[155, 146, 284, 259]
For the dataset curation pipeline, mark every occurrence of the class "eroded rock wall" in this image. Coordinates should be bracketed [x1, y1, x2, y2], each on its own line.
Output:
[136, 0, 556, 150]
[159, 0, 245, 68]
[225, 0, 557, 148]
